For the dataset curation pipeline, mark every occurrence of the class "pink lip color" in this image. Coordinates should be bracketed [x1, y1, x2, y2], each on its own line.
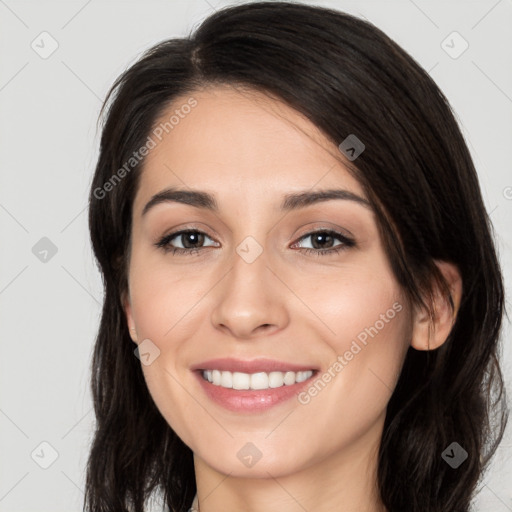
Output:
[191, 358, 318, 413]
[194, 371, 316, 412]
[194, 372, 315, 412]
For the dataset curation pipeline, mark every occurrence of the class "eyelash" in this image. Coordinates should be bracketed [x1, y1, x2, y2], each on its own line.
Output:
[154, 228, 356, 257]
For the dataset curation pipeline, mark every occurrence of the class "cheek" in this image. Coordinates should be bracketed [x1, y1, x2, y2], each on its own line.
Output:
[288, 284, 409, 460]
[127, 262, 201, 445]
[296, 262, 409, 399]
[297, 259, 406, 345]
[127, 258, 214, 439]
[128, 256, 209, 343]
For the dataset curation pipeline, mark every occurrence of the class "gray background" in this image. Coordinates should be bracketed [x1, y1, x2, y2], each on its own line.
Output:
[0, 0, 511, 510]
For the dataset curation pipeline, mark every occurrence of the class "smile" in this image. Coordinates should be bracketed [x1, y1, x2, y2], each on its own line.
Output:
[201, 369, 314, 390]
[191, 357, 319, 412]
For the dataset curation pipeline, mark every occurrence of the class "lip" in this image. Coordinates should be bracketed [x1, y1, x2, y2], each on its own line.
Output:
[191, 358, 319, 413]
[193, 370, 317, 412]
[190, 357, 319, 374]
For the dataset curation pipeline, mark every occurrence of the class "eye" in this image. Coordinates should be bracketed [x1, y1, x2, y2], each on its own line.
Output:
[154, 229, 218, 255]
[292, 229, 356, 256]
[154, 228, 356, 257]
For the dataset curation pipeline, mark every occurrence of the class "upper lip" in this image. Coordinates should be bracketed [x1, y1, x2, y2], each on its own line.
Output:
[191, 358, 319, 374]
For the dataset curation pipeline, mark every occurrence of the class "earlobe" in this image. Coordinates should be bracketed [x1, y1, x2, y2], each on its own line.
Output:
[410, 260, 462, 351]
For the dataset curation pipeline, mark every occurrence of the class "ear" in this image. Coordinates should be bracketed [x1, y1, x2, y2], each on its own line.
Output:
[410, 260, 462, 351]
[121, 290, 138, 344]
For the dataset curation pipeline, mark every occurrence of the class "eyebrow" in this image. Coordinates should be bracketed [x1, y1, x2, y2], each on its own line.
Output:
[141, 186, 372, 217]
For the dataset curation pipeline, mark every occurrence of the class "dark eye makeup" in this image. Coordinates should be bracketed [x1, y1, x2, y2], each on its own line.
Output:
[154, 227, 356, 257]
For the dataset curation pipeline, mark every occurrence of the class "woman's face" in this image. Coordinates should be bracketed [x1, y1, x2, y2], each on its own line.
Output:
[124, 84, 413, 478]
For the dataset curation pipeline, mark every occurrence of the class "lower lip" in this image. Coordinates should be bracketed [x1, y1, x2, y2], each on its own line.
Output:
[194, 371, 316, 412]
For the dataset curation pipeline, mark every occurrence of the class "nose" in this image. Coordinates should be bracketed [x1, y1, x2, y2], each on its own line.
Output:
[210, 244, 289, 340]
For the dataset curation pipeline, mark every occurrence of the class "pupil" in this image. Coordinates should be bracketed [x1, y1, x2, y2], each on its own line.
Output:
[184, 232, 203, 248]
[313, 233, 332, 249]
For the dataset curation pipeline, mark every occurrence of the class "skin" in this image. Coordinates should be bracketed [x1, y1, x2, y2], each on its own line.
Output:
[123, 84, 462, 512]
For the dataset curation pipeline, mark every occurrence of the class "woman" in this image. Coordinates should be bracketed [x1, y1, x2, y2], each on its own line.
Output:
[84, 2, 508, 511]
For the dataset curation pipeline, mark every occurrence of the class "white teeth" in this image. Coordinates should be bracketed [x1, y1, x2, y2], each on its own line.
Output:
[212, 370, 221, 385]
[296, 370, 310, 383]
[220, 371, 233, 388]
[251, 372, 269, 390]
[232, 372, 250, 390]
[201, 369, 314, 390]
[268, 371, 284, 388]
[283, 371, 296, 385]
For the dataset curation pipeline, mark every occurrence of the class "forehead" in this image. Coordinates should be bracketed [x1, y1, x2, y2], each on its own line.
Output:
[133, 84, 366, 214]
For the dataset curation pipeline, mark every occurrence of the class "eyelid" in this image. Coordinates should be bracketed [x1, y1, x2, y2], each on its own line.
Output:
[294, 222, 355, 239]
[156, 218, 353, 239]
[156, 223, 217, 241]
